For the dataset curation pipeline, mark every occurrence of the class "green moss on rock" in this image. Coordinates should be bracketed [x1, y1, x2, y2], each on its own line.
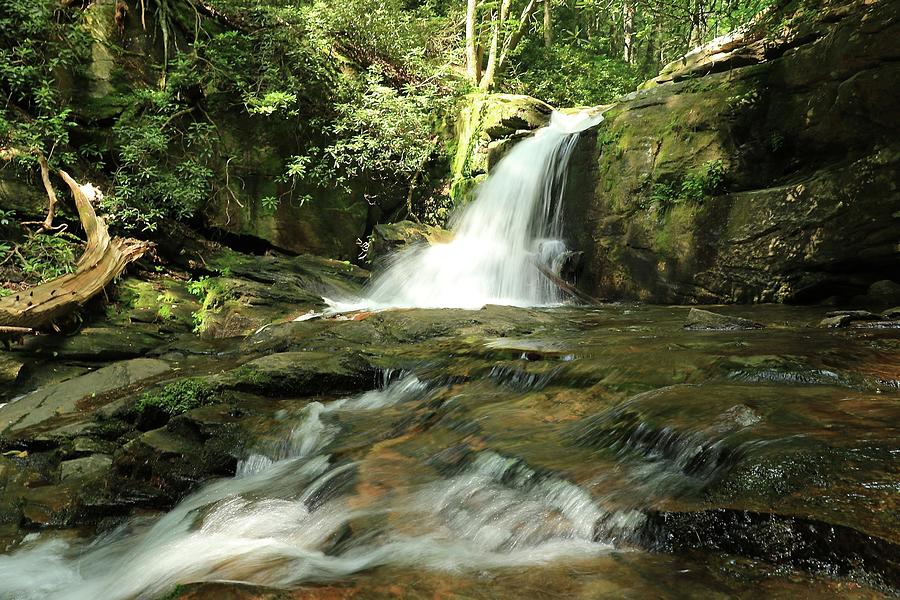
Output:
[137, 378, 217, 416]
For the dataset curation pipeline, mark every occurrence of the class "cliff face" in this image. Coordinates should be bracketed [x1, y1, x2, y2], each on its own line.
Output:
[449, 94, 553, 205]
[563, 0, 900, 304]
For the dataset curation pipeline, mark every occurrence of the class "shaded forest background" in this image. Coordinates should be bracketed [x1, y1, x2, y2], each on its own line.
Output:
[1, 0, 774, 293]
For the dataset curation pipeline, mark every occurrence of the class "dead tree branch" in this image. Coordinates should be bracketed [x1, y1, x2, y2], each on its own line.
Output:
[0, 171, 152, 330]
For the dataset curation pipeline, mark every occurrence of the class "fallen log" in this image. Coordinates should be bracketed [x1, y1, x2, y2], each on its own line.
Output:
[0, 170, 152, 330]
[534, 263, 600, 305]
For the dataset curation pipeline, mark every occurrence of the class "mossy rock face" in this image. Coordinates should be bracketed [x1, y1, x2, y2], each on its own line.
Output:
[564, 0, 900, 304]
[0, 358, 171, 435]
[64, 2, 368, 259]
[109, 277, 198, 332]
[74, 0, 161, 121]
[188, 251, 370, 338]
[197, 109, 370, 259]
[219, 350, 379, 397]
[0, 171, 48, 217]
[367, 220, 451, 263]
[450, 93, 553, 205]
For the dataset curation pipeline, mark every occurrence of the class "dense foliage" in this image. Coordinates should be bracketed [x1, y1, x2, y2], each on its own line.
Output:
[0, 0, 775, 286]
[0, 0, 89, 166]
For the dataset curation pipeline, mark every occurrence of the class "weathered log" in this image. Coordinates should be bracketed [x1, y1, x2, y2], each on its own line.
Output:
[534, 263, 599, 304]
[0, 170, 152, 329]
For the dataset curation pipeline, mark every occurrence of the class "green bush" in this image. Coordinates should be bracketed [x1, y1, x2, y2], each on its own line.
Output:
[136, 379, 217, 415]
[288, 67, 460, 219]
[187, 275, 233, 332]
[507, 39, 640, 107]
[645, 160, 727, 211]
[0, 0, 90, 166]
[104, 84, 216, 232]
[17, 231, 81, 283]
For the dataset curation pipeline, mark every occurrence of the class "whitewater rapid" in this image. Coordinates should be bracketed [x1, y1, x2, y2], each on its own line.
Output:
[0, 375, 614, 600]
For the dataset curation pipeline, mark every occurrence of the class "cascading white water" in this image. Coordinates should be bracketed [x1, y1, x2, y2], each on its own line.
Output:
[0, 376, 618, 600]
[331, 110, 603, 312]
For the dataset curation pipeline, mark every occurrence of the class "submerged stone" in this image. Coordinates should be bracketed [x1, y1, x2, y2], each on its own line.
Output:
[219, 351, 379, 397]
[59, 454, 112, 481]
[820, 315, 852, 328]
[684, 308, 764, 330]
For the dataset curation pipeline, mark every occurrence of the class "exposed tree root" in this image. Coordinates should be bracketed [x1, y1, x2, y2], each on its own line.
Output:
[0, 171, 152, 330]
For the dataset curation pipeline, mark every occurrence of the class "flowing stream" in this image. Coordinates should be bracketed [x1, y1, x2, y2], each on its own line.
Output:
[0, 109, 897, 600]
[330, 110, 602, 311]
[1, 306, 897, 599]
[0, 376, 623, 600]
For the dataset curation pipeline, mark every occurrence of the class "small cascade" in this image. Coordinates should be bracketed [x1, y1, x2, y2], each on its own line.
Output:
[334, 110, 603, 311]
[0, 375, 616, 600]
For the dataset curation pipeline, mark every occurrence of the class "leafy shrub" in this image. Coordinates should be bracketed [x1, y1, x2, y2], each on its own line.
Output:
[508, 39, 639, 107]
[305, 0, 455, 80]
[18, 231, 81, 282]
[0, 0, 90, 165]
[289, 67, 458, 214]
[187, 275, 233, 332]
[136, 378, 216, 415]
[104, 87, 216, 232]
[645, 160, 727, 211]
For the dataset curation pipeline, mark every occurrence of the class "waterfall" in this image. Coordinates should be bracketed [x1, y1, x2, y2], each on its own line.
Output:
[334, 109, 603, 312]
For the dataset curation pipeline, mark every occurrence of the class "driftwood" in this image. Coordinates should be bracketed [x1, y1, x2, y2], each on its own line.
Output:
[0, 170, 152, 330]
[535, 263, 599, 304]
[19, 154, 61, 231]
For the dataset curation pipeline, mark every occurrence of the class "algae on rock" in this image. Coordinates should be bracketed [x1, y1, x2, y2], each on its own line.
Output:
[449, 94, 553, 205]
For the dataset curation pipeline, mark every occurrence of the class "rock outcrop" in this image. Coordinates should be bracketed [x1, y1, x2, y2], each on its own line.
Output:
[450, 94, 553, 204]
[562, 0, 900, 304]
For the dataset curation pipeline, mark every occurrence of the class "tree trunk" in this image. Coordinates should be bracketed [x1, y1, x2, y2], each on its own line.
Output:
[480, 0, 513, 90]
[465, 0, 480, 85]
[0, 171, 152, 329]
[494, 0, 540, 81]
[543, 0, 552, 48]
[689, 0, 705, 48]
[37, 155, 58, 231]
[623, 0, 635, 63]
[479, 9, 502, 90]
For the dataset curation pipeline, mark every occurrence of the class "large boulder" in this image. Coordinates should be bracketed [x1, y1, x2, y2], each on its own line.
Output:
[0, 358, 170, 435]
[199, 111, 370, 259]
[366, 220, 451, 263]
[563, 0, 900, 304]
[0, 169, 47, 217]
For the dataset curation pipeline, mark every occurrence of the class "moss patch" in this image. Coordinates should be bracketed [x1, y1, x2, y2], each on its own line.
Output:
[136, 378, 218, 416]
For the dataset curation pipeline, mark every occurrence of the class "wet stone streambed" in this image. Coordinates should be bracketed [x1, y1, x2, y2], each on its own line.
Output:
[0, 304, 898, 599]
